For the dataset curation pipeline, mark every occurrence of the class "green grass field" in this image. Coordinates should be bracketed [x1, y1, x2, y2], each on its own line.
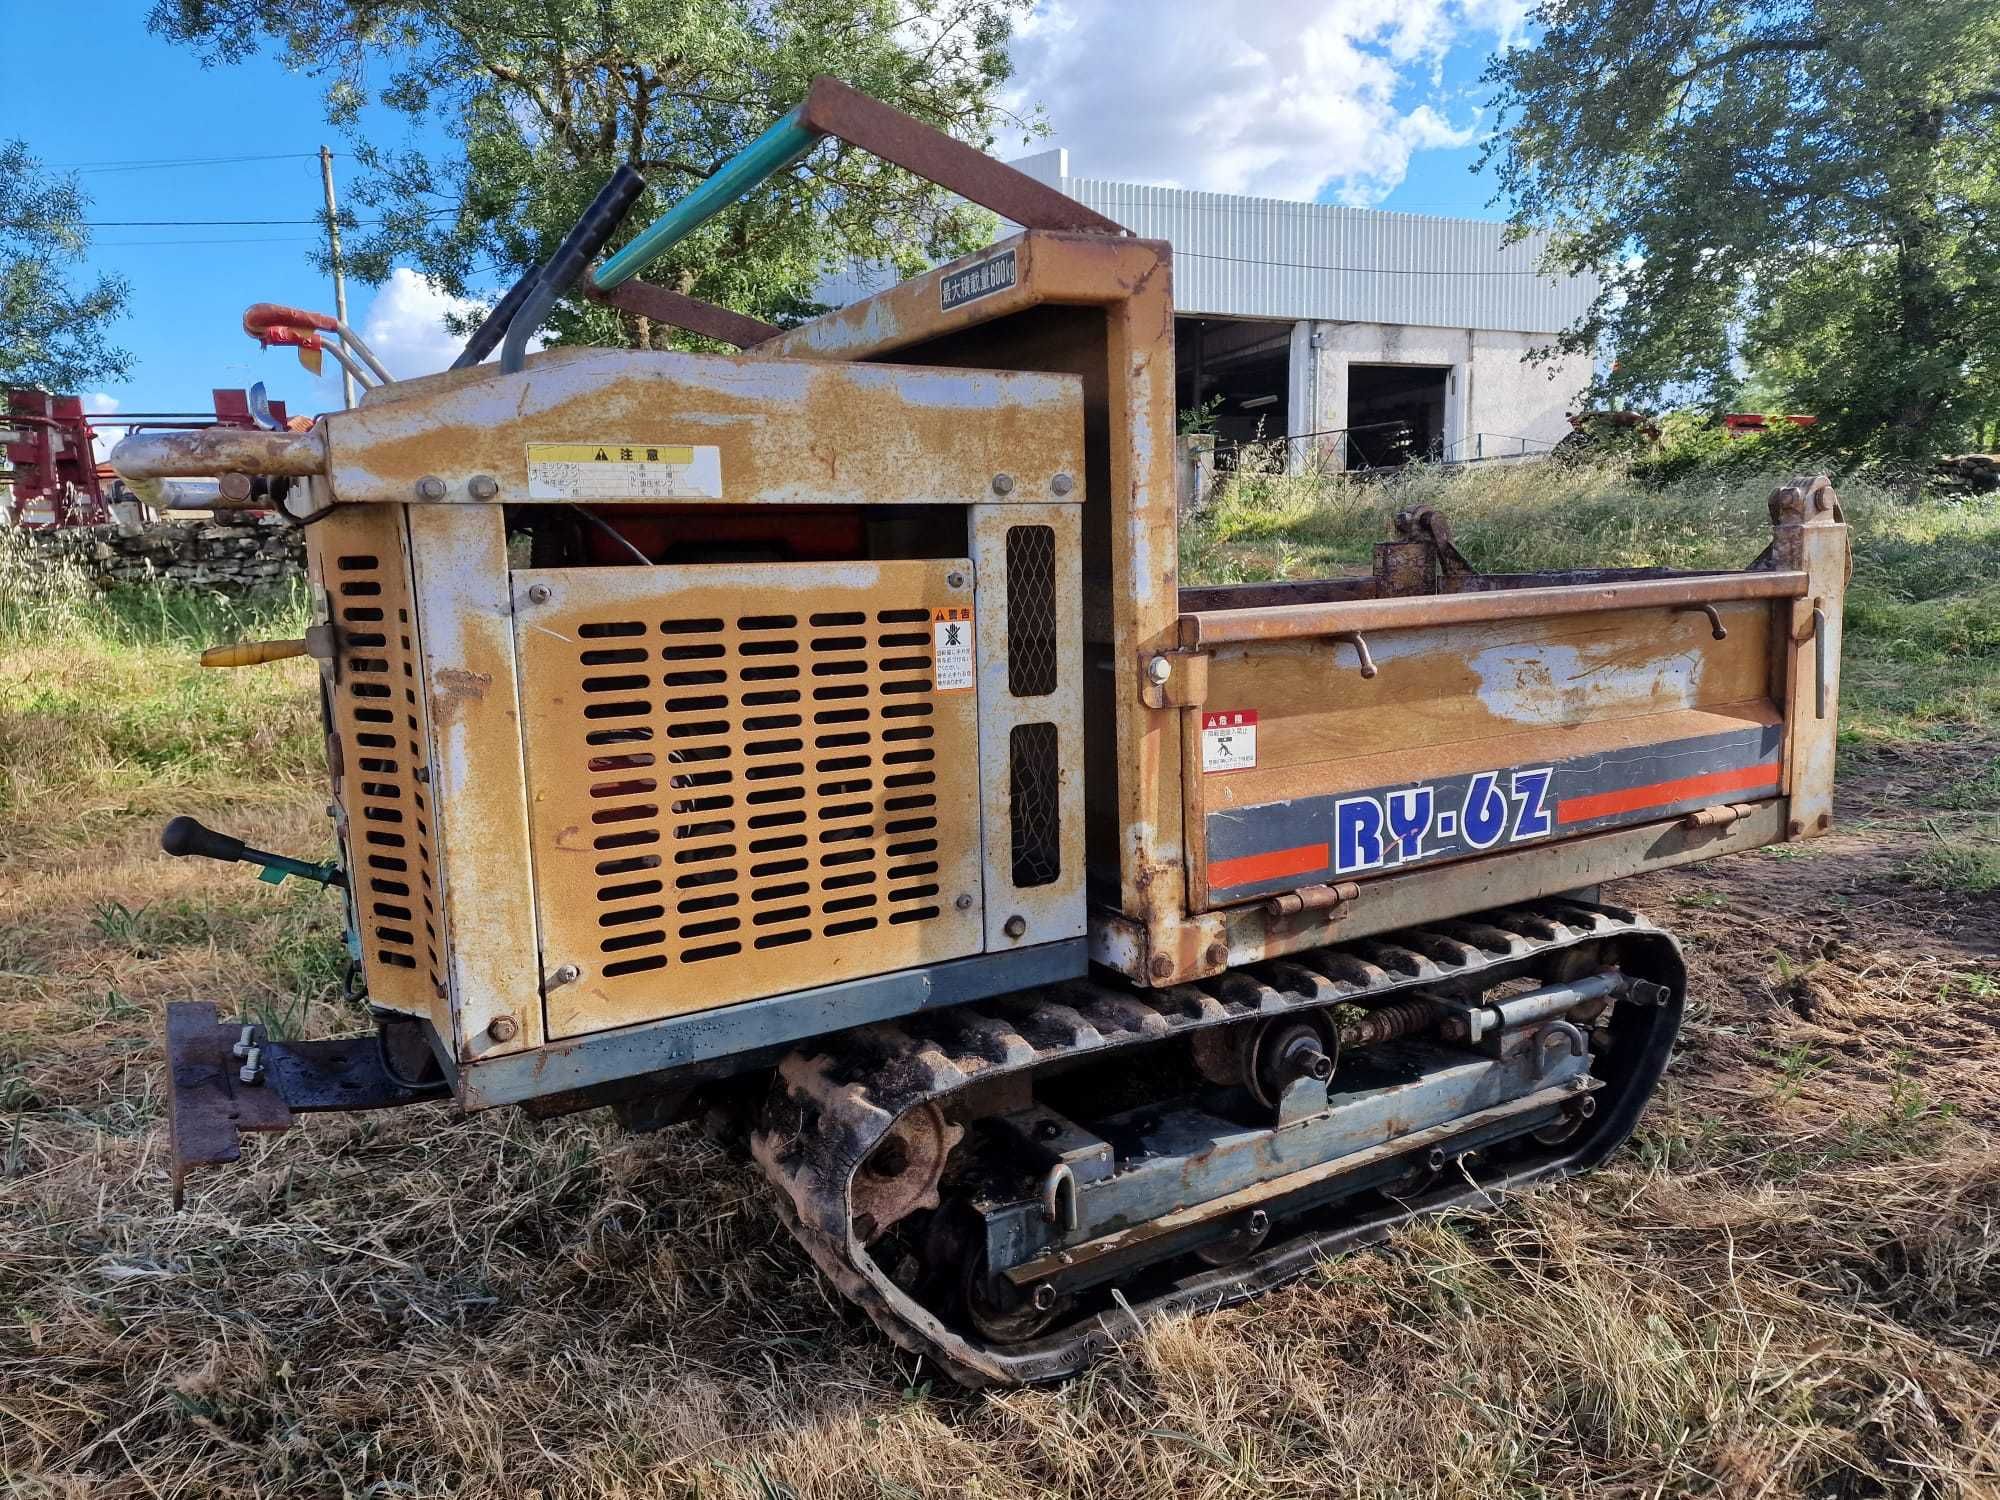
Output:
[2, 467, 1995, 1497]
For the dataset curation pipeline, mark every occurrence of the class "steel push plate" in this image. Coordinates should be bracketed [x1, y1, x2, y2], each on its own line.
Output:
[511, 559, 983, 1038]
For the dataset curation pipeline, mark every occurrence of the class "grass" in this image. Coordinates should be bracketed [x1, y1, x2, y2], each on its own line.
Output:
[3, 473, 1999, 1497]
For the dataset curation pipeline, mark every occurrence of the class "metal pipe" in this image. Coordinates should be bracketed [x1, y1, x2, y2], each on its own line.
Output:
[333, 322, 393, 385]
[501, 165, 650, 375]
[1181, 571, 1809, 648]
[451, 264, 543, 370]
[111, 426, 326, 481]
[592, 116, 818, 291]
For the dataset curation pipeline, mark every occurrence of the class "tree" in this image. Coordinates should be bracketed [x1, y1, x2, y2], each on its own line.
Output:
[1482, 1, 2000, 468]
[149, 0, 1035, 352]
[0, 141, 132, 391]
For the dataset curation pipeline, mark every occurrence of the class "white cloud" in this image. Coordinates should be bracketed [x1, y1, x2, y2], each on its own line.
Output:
[357, 267, 490, 380]
[82, 393, 120, 462]
[1003, 0, 1508, 205]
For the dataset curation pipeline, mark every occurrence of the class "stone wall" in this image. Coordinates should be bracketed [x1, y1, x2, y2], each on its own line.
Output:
[10, 516, 306, 594]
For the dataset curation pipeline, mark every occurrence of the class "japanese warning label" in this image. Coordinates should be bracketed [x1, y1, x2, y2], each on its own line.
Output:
[931, 606, 974, 691]
[1201, 710, 1258, 773]
[525, 442, 724, 500]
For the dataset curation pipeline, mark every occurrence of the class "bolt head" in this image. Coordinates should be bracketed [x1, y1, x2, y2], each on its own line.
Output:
[527, 583, 552, 604]
[1050, 472, 1074, 496]
[487, 1014, 519, 1043]
[1148, 954, 1175, 981]
[955, 893, 975, 911]
[991, 472, 1016, 495]
[1146, 654, 1172, 685]
[946, 570, 967, 590]
[1817, 812, 1832, 829]
[467, 474, 499, 499]
[550, 963, 581, 985]
[1031, 1282, 1058, 1312]
[1003, 914, 1027, 939]
[415, 475, 447, 500]
[1247, 1209, 1269, 1236]
[1788, 819, 1806, 837]
[218, 471, 254, 502]
[1203, 942, 1229, 968]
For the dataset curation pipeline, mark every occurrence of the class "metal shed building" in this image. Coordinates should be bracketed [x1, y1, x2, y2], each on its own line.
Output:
[1006, 149, 1596, 470]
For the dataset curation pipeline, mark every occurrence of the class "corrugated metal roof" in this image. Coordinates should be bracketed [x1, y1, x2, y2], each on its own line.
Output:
[1020, 168, 1593, 335]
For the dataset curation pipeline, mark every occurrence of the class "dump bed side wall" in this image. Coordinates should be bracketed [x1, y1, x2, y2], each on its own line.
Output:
[1188, 595, 1788, 909]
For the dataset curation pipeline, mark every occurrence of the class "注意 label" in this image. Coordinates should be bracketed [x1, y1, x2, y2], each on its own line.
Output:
[525, 442, 723, 500]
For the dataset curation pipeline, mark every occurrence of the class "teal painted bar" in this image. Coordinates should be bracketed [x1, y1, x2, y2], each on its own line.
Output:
[592, 106, 822, 290]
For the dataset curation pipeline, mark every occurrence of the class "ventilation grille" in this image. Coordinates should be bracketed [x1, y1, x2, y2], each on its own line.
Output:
[574, 605, 954, 978]
[317, 524, 445, 1013]
[1005, 525, 1058, 697]
[1009, 720, 1061, 888]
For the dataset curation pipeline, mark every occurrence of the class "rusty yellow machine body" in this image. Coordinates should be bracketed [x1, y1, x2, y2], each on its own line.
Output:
[119, 79, 1848, 1387]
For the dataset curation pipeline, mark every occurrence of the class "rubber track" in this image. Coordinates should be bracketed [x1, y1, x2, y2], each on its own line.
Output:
[750, 899, 1680, 1386]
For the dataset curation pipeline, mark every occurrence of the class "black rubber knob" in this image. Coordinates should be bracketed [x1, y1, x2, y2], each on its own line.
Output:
[161, 815, 247, 864]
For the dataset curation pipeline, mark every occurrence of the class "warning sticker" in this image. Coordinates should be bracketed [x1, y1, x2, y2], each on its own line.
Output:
[525, 442, 723, 500]
[932, 606, 974, 691]
[1201, 710, 1258, 773]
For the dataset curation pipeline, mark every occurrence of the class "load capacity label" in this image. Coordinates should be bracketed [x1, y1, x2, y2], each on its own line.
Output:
[932, 606, 974, 690]
[525, 442, 723, 500]
[1201, 710, 1258, 772]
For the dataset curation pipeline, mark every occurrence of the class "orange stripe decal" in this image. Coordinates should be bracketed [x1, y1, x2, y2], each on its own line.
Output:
[1557, 762, 1780, 824]
[1209, 842, 1329, 890]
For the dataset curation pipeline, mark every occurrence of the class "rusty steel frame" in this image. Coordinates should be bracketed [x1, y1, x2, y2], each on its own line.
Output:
[586, 278, 783, 349]
[1178, 569, 1807, 647]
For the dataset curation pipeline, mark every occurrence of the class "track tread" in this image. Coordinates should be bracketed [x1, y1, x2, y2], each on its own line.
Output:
[750, 902, 1677, 1387]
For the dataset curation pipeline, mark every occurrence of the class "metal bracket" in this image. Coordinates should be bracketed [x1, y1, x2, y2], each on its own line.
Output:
[1140, 649, 1209, 709]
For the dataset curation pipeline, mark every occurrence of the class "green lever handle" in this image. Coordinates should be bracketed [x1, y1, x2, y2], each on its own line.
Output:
[591, 105, 823, 291]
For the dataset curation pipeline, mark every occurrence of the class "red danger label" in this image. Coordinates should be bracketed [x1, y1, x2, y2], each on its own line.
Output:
[1201, 710, 1258, 773]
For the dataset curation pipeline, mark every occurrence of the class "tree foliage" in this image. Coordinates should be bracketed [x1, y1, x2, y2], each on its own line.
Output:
[1483, 1, 2000, 465]
[0, 141, 132, 391]
[148, 0, 1034, 352]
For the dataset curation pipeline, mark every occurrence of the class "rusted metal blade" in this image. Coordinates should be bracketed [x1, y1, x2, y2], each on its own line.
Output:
[164, 1002, 294, 1208]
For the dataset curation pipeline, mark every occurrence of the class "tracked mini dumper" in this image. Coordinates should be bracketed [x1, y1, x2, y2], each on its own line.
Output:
[116, 79, 1850, 1387]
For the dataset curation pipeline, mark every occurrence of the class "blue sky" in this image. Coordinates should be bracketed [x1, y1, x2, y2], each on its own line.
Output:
[5, 1, 1521, 433]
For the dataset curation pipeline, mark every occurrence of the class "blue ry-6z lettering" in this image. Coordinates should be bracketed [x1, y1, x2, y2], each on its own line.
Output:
[1333, 766, 1554, 875]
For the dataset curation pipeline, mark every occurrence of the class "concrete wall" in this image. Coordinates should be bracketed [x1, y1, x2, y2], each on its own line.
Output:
[1286, 320, 1591, 469]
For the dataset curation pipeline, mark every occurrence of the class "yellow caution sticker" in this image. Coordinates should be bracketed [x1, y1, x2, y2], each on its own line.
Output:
[525, 442, 723, 500]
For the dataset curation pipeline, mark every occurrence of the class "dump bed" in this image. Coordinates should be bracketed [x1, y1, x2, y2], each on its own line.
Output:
[1160, 490, 1848, 945]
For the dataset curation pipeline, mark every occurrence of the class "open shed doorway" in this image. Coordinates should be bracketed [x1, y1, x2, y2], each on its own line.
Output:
[1345, 363, 1448, 469]
[1175, 317, 1290, 465]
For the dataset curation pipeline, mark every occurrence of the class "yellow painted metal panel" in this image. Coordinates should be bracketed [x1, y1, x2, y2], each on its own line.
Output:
[510, 559, 985, 1038]
[321, 348, 1083, 508]
[404, 505, 546, 1061]
[305, 508, 448, 1030]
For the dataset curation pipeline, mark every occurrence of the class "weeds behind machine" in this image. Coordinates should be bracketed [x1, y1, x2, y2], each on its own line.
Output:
[116, 79, 1849, 1386]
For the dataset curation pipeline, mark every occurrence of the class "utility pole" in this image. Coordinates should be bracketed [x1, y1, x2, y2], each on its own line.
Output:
[318, 145, 355, 410]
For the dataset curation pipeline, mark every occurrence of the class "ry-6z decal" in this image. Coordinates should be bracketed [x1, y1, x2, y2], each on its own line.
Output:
[1205, 721, 1783, 900]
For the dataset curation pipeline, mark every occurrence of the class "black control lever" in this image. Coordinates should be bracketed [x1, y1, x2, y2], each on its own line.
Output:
[161, 815, 347, 889]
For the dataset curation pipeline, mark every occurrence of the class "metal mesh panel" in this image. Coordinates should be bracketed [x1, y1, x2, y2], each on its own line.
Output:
[1005, 524, 1058, 697]
[314, 516, 445, 1010]
[1009, 720, 1061, 888]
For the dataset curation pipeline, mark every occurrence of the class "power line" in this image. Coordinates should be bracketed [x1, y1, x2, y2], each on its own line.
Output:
[51, 152, 331, 173]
